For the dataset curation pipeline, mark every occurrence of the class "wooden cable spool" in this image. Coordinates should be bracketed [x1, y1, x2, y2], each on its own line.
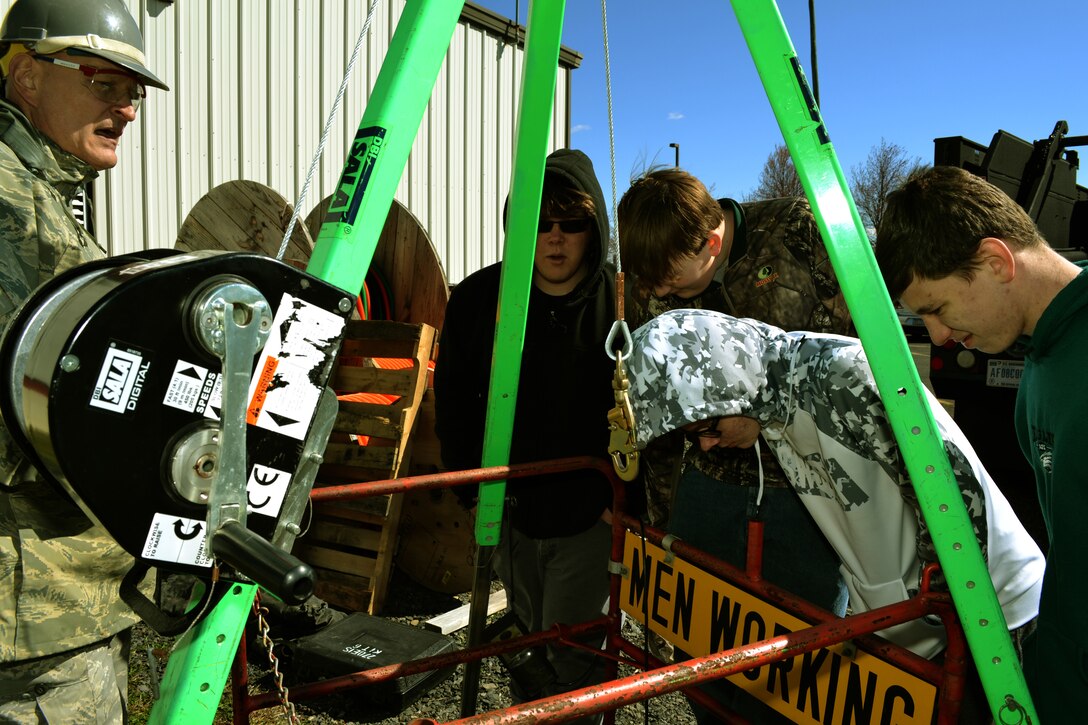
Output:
[304, 196, 449, 331]
[174, 180, 315, 269]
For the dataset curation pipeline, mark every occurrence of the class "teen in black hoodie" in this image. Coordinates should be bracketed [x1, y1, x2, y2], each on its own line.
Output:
[434, 149, 615, 717]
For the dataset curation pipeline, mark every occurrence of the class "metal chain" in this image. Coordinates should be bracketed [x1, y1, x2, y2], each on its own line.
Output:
[277, 0, 382, 260]
[252, 590, 300, 724]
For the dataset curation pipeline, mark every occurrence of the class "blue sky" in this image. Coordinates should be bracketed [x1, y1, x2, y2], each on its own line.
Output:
[476, 0, 1088, 204]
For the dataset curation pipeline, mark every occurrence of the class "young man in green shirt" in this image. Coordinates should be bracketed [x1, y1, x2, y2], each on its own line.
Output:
[877, 165, 1086, 721]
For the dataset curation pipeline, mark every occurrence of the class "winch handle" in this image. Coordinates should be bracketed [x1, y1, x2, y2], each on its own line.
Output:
[210, 521, 314, 604]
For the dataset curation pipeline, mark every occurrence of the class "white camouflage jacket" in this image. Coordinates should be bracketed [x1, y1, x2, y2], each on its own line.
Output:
[626, 308, 1044, 657]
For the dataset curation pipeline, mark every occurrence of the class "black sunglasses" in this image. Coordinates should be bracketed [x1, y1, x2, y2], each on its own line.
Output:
[537, 218, 592, 234]
[684, 416, 722, 445]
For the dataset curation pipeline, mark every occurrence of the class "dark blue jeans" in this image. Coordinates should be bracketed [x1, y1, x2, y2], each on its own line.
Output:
[493, 519, 611, 725]
[669, 466, 847, 723]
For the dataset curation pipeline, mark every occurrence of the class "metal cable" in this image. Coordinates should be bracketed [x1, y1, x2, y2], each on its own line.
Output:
[599, 0, 619, 270]
[599, 0, 633, 364]
[277, 0, 381, 260]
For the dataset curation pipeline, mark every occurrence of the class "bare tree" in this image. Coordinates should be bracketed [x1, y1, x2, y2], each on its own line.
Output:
[850, 139, 925, 237]
[747, 144, 803, 201]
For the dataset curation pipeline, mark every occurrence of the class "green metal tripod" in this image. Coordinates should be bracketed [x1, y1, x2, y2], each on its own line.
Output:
[151, 1, 1037, 722]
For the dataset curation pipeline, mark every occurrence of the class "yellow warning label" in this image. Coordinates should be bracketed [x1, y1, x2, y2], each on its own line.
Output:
[619, 531, 938, 724]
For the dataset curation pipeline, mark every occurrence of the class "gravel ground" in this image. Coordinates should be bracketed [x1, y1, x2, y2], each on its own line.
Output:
[128, 571, 697, 724]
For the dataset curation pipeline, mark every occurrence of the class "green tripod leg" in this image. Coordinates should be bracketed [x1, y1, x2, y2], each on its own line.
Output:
[461, 1, 567, 716]
[307, 0, 466, 293]
[149, 1, 466, 722]
[727, 1, 1037, 721]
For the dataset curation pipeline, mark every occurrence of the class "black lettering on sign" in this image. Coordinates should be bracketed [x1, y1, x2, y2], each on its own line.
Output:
[673, 571, 695, 641]
[741, 610, 766, 682]
[627, 548, 651, 614]
[767, 622, 795, 702]
[880, 684, 915, 725]
[248, 492, 271, 509]
[617, 533, 938, 725]
[651, 562, 674, 628]
[844, 660, 877, 725]
[822, 651, 842, 725]
[796, 647, 830, 720]
[709, 591, 742, 654]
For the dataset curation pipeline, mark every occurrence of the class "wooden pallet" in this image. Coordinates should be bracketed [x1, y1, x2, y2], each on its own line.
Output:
[293, 320, 436, 614]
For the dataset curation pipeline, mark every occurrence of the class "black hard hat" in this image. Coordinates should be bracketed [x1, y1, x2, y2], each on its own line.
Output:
[0, 0, 168, 90]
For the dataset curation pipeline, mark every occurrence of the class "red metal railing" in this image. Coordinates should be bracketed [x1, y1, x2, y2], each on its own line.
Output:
[232, 456, 969, 724]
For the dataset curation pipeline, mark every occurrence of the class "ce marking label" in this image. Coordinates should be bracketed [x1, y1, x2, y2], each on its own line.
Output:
[247, 463, 291, 517]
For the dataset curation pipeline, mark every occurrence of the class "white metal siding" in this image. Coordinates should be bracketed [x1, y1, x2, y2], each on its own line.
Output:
[0, 0, 576, 284]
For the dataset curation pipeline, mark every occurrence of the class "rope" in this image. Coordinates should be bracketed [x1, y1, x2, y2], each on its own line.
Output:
[277, 0, 382, 260]
[599, 0, 619, 270]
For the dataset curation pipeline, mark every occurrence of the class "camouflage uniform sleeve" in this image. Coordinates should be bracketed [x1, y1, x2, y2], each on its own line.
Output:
[622, 282, 688, 526]
[639, 432, 686, 527]
[0, 155, 53, 483]
[0, 148, 101, 486]
[0, 152, 48, 487]
[0, 161, 42, 329]
[783, 197, 853, 335]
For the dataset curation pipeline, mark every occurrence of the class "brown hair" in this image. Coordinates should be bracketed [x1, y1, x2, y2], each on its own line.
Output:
[876, 166, 1044, 299]
[617, 167, 724, 291]
[540, 171, 595, 221]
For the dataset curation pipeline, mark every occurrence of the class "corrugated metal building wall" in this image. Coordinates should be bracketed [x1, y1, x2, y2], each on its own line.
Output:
[0, 0, 580, 284]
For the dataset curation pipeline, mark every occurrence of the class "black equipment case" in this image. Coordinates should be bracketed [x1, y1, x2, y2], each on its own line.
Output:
[284, 613, 457, 714]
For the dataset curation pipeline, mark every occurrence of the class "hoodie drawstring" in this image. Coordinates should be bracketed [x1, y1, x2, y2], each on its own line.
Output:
[784, 335, 803, 428]
[753, 437, 765, 509]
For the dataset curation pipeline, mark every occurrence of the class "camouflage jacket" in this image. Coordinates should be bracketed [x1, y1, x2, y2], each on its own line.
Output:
[626, 309, 1045, 657]
[0, 99, 143, 661]
[627, 196, 852, 525]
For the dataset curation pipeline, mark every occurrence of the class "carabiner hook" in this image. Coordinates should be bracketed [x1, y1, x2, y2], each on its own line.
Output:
[607, 358, 640, 482]
[610, 449, 639, 482]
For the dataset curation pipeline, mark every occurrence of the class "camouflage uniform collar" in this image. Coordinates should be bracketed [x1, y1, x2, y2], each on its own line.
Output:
[0, 99, 98, 197]
[718, 198, 749, 265]
[701, 198, 748, 296]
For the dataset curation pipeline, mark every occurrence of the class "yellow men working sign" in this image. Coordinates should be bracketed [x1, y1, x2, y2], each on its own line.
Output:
[619, 532, 938, 724]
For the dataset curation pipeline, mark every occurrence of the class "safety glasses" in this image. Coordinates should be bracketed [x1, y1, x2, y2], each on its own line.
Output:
[32, 55, 146, 111]
[537, 218, 592, 234]
[684, 416, 722, 445]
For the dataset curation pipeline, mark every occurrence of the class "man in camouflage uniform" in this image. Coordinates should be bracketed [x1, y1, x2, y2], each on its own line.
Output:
[625, 308, 1043, 660]
[618, 168, 851, 597]
[617, 168, 852, 721]
[0, 0, 168, 720]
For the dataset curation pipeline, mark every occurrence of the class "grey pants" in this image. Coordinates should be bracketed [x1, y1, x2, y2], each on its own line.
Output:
[0, 630, 130, 724]
[493, 518, 612, 725]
